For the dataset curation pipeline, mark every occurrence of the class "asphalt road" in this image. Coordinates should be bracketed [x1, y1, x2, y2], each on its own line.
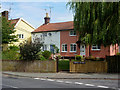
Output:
[2, 75, 119, 90]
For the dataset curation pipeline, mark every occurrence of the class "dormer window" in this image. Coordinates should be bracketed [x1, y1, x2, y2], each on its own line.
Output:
[70, 30, 76, 36]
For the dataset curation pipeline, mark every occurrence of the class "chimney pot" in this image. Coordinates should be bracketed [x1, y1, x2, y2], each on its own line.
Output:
[44, 13, 50, 24]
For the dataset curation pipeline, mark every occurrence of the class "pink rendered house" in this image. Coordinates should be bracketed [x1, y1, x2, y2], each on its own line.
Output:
[32, 13, 119, 58]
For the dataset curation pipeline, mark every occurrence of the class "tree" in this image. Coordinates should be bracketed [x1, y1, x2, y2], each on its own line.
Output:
[2, 17, 18, 44]
[67, 1, 120, 46]
[19, 38, 44, 60]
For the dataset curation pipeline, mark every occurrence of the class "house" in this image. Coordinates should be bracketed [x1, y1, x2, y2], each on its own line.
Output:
[2, 11, 35, 46]
[32, 13, 119, 58]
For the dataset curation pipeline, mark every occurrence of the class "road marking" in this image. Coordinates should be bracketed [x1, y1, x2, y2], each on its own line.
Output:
[40, 78, 46, 80]
[75, 82, 83, 85]
[47, 79, 55, 81]
[85, 84, 95, 86]
[34, 78, 40, 80]
[56, 80, 64, 83]
[65, 81, 72, 84]
[2, 84, 18, 88]
[97, 85, 109, 88]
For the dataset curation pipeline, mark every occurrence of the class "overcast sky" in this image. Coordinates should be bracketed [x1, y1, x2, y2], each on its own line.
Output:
[1, 1, 73, 28]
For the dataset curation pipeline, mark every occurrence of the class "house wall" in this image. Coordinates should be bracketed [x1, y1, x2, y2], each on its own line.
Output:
[32, 31, 60, 52]
[90, 45, 110, 58]
[110, 44, 119, 55]
[13, 19, 34, 46]
[60, 30, 79, 57]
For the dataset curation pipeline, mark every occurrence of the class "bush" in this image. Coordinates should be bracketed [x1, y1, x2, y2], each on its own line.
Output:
[116, 53, 120, 55]
[2, 50, 20, 60]
[42, 50, 51, 59]
[39, 56, 46, 61]
[57, 55, 61, 59]
[9, 45, 19, 51]
[19, 38, 43, 61]
[76, 55, 83, 60]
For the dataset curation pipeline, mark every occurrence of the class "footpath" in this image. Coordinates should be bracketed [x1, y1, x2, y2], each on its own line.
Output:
[2, 71, 119, 80]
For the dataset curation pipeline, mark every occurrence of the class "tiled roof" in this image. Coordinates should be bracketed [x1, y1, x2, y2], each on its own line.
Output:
[32, 21, 74, 33]
[9, 18, 20, 26]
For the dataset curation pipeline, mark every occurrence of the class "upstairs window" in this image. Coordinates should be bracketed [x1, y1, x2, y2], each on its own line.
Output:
[62, 44, 67, 52]
[17, 34, 24, 39]
[70, 43, 76, 52]
[70, 30, 76, 36]
[92, 45, 101, 50]
[43, 33, 47, 37]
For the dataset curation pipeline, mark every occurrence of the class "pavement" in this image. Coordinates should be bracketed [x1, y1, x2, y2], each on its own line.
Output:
[2, 71, 119, 80]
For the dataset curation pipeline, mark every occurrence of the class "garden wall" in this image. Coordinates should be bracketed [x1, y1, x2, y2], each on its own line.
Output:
[70, 61, 107, 73]
[2, 60, 57, 73]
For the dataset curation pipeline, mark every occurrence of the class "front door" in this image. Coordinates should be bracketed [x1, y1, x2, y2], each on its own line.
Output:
[80, 44, 86, 56]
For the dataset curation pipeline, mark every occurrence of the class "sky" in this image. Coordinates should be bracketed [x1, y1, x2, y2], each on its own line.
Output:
[1, 2, 74, 28]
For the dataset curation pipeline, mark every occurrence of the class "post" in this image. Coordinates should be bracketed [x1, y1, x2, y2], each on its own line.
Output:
[56, 56, 59, 72]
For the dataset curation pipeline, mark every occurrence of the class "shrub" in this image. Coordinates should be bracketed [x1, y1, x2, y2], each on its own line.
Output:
[2, 50, 20, 60]
[76, 55, 83, 60]
[116, 53, 120, 55]
[42, 50, 51, 59]
[19, 38, 43, 61]
[9, 45, 19, 51]
[57, 55, 61, 59]
[39, 56, 46, 61]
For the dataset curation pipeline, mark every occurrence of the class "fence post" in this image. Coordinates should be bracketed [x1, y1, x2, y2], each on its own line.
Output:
[56, 56, 59, 72]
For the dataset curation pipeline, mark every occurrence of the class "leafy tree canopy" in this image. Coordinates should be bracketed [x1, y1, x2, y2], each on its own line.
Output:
[67, 1, 120, 46]
[2, 17, 18, 44]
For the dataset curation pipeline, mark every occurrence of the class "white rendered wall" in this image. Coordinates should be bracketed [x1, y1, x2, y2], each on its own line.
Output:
[32, 31, 60, 52]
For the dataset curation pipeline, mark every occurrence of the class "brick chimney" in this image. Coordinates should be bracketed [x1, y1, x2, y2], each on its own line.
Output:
[44, 13, 50, 24]
[2, 11, 9, 20]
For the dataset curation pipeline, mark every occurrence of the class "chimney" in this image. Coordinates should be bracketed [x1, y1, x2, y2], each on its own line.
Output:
[44, 13, 50, 24]
[2, 11, 9, 20]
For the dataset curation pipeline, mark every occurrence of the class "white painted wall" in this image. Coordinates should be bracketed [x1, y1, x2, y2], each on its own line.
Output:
[32, 31, 60, 52]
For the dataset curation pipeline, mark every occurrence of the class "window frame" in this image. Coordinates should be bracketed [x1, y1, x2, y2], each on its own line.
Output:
[91, 45, 101, 51]
[69, 30, 76, 36]
[62, 44, 67, 52]
[17, 34, 24, 39]
[70, 43, 77, 52]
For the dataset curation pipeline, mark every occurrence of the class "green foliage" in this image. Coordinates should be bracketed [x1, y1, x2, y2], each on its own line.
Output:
[67, 2, 120, 46]
[52, 45, 59, 54]
[19, 38, 43, 61]
[42, 50, 51, 59]
[2, 17, 18, 44]
[2, 50, 20, 60]
[76, 55, 83, 60]
[9, 45, 19, 51]
[57, 55, 61, 59]
[58, 60, 69, 71]
[116, 53, 120, 55]
[39, 56, 47, 61]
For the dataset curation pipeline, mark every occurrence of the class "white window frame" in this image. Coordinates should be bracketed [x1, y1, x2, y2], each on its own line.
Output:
[17, 34, 24, 39]
[70, 43, 77, 52]
[62, 44, 67, 52]
[69, 30, 76, 36]
[43, 45, 47, 51]
[92, 45, 101, 50]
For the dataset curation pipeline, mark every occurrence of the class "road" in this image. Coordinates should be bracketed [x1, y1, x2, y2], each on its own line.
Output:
[2, 75, 119, 90]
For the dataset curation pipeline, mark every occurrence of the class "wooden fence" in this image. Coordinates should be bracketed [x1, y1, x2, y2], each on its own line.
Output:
[2, 60, 57, 73]
[70, 61, 107, 73]
[106, 55, 120, 73]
